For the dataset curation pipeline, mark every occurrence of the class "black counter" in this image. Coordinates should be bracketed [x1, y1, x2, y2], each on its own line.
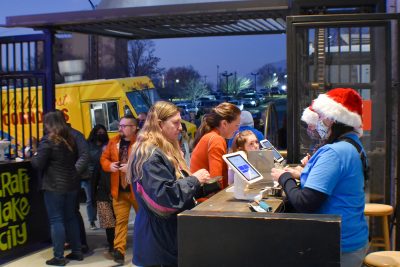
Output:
[0, 160, 50, 264]
[178, 187, 341, 267]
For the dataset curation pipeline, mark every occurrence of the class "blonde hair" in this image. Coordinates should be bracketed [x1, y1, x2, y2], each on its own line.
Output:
[230, 130, 257, 154]
[127, 101, 189, 183]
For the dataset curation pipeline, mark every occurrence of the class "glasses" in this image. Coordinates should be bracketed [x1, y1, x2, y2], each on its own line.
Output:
[118, 124, 136, 129]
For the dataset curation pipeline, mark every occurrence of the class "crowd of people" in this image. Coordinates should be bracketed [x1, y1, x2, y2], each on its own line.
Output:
[30, 87, 369, 267]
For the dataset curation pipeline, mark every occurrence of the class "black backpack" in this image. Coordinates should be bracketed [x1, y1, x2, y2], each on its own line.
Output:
[338, 136, 369, 183]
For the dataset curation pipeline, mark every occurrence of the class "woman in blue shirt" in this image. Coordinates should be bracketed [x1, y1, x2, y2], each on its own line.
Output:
[272, 88, 369, 267]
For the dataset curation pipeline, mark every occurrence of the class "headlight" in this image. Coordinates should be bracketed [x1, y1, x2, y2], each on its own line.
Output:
[251, 100, 256, 105]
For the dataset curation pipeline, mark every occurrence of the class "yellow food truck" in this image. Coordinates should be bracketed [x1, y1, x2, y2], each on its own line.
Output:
[0, 76, 196, 147]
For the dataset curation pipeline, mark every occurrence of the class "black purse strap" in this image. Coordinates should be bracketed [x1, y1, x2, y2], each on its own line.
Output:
[337, 136, 369, 183]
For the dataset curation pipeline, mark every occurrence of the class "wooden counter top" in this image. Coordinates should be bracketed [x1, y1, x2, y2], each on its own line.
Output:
[193, 186, 283, 213]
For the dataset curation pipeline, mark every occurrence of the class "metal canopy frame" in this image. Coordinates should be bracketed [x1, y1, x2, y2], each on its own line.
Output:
[5, 0, 289, 39]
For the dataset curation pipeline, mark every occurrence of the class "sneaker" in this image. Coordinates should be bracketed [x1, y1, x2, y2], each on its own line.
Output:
[90, 222, 98, 230]
[46, 257, 66, 266]
[65, 252, 84, 261]
[113, 250, 125, 264]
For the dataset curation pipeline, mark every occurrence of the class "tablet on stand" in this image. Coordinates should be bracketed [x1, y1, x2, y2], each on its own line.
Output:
[223, 151, 264, 200]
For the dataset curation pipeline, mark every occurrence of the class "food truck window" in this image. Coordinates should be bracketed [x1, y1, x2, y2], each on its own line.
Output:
[89, 101, 120, 131]
[124, 105, 134, 116]
[126, 89, 160, 114]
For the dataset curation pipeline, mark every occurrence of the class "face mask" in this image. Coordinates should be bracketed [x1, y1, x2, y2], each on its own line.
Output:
[316, 119, 329, 140]
[97, 133, 108, 144]
[307, 127, 321, 141]
[138, 120, 145, 129]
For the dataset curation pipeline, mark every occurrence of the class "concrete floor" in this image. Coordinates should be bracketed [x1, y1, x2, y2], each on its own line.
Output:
[3, 204, 137, 267]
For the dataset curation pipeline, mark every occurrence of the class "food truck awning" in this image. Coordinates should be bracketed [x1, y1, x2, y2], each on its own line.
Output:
[4, 0, 289, 39]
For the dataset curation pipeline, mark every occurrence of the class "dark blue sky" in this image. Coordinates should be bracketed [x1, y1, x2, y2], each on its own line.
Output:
[0, 1, 286, 86]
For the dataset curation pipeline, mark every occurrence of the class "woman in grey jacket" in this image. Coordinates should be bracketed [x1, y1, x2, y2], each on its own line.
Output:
[31, 111, 83, 266]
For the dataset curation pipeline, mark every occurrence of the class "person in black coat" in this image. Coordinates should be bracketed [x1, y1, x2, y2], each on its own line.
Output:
[127, 101, 211, 267]
[55, 110, 90, 254]
[31, 111, 83, 266]
[88, 124, 115, 253]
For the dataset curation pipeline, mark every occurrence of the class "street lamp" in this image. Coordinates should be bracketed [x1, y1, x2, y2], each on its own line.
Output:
[251, 72, 259, 91]
[217, 65, 220, 90]
[221, 71, 233, 92]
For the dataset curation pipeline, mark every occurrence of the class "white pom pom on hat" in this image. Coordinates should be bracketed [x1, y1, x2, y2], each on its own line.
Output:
[312, 88, 363, 136]
[301, 102, 319, 126]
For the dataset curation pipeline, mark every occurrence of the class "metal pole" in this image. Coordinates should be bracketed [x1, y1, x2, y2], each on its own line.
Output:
[251, 72, 259, 91]
[221, 71, 233, 93]
[43, 29, 55, 113]
[217, 65, 219, 91]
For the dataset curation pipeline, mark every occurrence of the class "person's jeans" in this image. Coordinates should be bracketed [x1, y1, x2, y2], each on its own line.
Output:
[341, 243, 369, 267]
[81, 180, 96, 224]
[44, 190, 81, 258]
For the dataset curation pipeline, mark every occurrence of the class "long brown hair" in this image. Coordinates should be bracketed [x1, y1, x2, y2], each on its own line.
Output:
[127, 101, 189, 183]
[44, 111, 75, 152]
[192, 102, 241, 148]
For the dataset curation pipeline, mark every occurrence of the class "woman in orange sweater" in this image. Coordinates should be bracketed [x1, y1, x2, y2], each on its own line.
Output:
[190, 102, 241, 196]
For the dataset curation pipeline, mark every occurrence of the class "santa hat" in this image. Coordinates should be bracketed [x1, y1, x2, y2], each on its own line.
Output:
[301, 102, 318, 126]
[312, 88, 363, 136]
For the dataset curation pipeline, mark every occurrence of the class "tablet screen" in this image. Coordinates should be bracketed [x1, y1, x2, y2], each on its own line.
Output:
[225, 154, 262, 181]
[260, 140, 284, 161]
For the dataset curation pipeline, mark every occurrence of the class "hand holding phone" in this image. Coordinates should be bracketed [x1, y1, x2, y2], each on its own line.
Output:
[119, 163, 128, 173]
[110, 162, 120, 172]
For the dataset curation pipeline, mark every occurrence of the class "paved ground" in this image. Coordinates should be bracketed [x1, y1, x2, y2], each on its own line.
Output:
[4, 204, 138, 267]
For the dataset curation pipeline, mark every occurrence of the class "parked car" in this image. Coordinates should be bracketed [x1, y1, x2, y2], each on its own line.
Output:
[198, 95, 216, 101]
[228, 100, 244, 110]
[197, 100, 220, 113]
[176, 102, 199, 114]
[256, 93, 266, 103]
[241, 94, 260, 107]
[270, 87, 286, 95]
[259, 88, 270, 95]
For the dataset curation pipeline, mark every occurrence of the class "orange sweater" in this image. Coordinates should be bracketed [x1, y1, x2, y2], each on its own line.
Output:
[190, 129, 228, 188]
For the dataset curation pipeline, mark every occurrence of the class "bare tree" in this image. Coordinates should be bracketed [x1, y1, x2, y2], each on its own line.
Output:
[127, 40, 163, 78]
[264, 75, 279, 89]
[164, 66, 201, 88]
[222, 77, 252, 96]
[257, 63, 284, 88]
[183, 79, 210, 104]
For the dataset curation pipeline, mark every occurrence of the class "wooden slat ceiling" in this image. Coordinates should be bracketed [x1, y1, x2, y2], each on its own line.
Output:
[5, 0, 290, 39]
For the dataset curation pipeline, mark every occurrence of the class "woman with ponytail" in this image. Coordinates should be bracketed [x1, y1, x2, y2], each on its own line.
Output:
[190, 102, 241, 194]
[127, 101, 210, 267]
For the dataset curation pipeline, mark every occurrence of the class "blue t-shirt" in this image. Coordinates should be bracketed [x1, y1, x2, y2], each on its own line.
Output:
[300, 133, 368, 253]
